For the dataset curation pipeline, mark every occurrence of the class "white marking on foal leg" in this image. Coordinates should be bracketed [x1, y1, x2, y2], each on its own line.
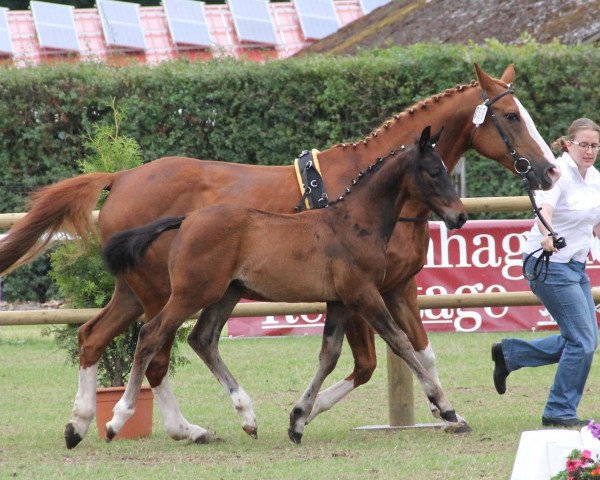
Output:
[416, 344, 466, 424]
[152, 375, 213, 442]
[230, 386, 257, 437]
[68, 363, 98, 438]
[306, 379, 354, 424]
[105, 388, 136, 437]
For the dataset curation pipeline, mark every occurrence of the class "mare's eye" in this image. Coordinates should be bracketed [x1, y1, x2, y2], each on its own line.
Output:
[505, 112, 519, 122]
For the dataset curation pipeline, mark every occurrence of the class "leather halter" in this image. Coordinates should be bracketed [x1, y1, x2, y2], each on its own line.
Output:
[474, 87, 566, 280]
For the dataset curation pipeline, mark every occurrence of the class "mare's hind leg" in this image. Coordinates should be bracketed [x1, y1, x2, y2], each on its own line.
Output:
[306, 314, 375, 424]
[288, 302, 350, 444]
[186, 284, 258, 438]
[64, 278, 143, 449]
[105, 294, 209, 442]
[383, 281, 470, 432]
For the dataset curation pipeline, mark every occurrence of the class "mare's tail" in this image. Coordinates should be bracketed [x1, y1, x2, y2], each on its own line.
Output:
[102, 216, 185, 275]
[0, 172, 117, 275]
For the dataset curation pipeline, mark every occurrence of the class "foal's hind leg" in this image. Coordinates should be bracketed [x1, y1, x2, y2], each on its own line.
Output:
[105, 296, 211, 442]
[64, 278, 143, 449]
[187, 285, 258, 439]
[288, 302, 350, 444]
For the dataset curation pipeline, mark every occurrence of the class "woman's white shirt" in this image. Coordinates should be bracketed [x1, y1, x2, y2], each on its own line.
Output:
[524, 152, 600, 263]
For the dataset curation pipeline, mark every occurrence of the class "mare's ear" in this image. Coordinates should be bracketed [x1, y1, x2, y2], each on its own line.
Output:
[419, 125, 432, 151]
[474, 63, 495, 94]
[429, 127, 443, 147]
[500, 64, 515, 85]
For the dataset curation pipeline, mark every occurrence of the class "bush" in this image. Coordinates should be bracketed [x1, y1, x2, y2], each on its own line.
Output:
[44, 103, 189, 387]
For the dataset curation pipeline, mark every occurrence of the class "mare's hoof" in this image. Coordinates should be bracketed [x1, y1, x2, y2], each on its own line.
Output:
[64, 423, 83, 449]
[194, 432, 223, 444]
[444, 422, 472, 434]
[288, 428, 302, 445]
[243, 425, 258, 439]
[105, 425, 116, 443]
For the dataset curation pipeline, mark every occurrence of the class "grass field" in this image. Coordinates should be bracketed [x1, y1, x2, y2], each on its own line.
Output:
[1, 325, 598, 479]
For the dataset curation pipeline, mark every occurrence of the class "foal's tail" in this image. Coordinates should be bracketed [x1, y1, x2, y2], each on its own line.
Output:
[0, 172, 117, 275]
[102, 216, 185, 275]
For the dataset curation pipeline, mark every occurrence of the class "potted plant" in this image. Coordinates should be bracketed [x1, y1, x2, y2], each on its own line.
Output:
[44, 101, 189, 439]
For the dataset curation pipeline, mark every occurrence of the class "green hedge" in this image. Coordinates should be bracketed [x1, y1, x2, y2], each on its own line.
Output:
[0, 41, 598, 300]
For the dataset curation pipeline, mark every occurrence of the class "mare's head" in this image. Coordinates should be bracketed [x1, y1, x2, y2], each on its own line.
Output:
[469, 63, 560, 190]
[406, 127, 467, 230]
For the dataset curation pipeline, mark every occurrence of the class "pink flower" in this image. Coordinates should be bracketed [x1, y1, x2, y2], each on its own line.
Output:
[582, 450, 593, 462]
[567, 458, 582, 472]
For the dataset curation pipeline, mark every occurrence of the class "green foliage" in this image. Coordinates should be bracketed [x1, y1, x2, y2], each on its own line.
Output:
[44, 103, 188, 387]
[1, 255, 59, 303]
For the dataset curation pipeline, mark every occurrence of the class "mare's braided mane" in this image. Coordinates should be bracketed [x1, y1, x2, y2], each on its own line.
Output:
[334, 80, 479, 150]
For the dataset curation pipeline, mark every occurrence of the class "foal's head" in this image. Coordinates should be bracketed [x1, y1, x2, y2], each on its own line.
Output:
[405, 127, 468, 230]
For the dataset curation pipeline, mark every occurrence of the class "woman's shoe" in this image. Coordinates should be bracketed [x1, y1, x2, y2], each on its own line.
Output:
[491, 342, 509, 395]
[541, 416, 591, 428]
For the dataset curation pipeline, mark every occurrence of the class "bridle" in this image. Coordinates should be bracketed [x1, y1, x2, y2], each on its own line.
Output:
[474, 86, 566, 280]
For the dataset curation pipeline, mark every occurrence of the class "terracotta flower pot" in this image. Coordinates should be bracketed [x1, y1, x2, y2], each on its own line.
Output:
[95, 384, 153, 440]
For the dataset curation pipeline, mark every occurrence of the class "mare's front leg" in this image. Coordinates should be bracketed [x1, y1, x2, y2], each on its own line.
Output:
[288, 302, 350, 444]
[306, 315, 375, 424]
[382, 281, 470, 432]
[105, 297, 203, 442]
[64, 278, 143, 449]
[186, 285, 258, 439]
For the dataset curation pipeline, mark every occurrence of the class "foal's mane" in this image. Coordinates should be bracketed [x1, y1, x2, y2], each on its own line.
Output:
[326, 141, 420, 207]
[332, 80, 480, 150]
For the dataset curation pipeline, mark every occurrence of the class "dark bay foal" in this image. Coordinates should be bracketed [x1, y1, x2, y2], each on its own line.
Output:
[102, 126, 467, 443]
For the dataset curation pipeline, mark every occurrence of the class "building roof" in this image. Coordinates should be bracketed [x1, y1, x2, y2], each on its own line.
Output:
[297, 0, 600, 56]
[0, 0, 365, 67]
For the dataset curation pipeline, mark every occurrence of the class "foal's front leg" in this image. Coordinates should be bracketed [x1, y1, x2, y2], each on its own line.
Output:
[288, 302, 350, 444]
[186, 285, 258, 438]
[347, 286, 461, 427]
[382, 284, 470, 432]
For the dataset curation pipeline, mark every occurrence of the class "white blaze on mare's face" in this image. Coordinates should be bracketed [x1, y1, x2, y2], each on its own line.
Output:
[515, 98, 559, 168]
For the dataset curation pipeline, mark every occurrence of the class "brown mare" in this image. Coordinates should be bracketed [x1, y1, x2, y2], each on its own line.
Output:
[101, 127, 467, 443]
[0, 64, 559, 448]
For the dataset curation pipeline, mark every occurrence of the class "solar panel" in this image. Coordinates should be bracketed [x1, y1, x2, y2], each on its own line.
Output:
[97, 0, 146, 51]
[31, 1, 80, 52]
[163, 0, 212, 47]
[228, 0, 278, 46]
[359, 0, 392, 14]
[294, 0, 339, 40]
[0, 7, 13, 55]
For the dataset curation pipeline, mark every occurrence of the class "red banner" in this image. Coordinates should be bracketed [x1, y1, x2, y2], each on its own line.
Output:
[226, 220, 600, 337]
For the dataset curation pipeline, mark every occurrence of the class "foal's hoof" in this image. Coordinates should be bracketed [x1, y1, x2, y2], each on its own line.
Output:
[288, 428, 302, 445]
[64, 423, 83, 450]
[243, 425, 258, 439]
[444, 421, 472, 434]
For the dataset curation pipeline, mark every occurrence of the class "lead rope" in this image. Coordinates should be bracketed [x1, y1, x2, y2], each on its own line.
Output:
[520, 168, 566, 281]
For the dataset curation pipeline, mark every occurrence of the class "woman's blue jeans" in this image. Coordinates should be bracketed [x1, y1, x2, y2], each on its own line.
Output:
[501, 258, 598, 419]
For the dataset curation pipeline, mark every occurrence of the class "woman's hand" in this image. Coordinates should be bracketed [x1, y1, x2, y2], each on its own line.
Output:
[540, 234, 558, 253]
